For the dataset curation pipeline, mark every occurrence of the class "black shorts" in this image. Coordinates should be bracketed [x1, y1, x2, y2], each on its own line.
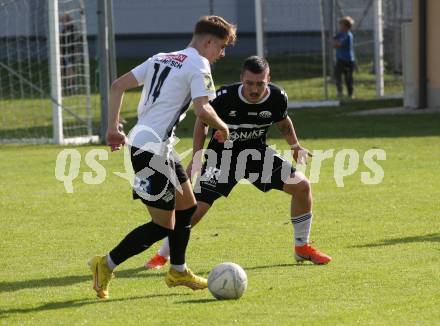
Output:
[131, 146, 188, 210]
[193, 146, 295, 205]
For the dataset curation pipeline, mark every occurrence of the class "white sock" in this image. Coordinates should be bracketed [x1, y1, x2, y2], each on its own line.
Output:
[106, 254, 117, 271]
[291, 212, 313, 246]
[171, 263, 187, 272]
[158, 237, 170, 259]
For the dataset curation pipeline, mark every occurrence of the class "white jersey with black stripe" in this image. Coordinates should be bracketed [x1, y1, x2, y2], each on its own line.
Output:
[128, 47, 216, 154]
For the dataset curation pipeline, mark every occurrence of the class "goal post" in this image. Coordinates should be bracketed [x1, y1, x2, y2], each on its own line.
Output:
[254, 0, 264, 58]
[373, 0, 385, 97]
[48, 0, 63, 144]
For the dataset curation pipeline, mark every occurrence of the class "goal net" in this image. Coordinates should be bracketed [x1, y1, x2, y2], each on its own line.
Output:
[261, 0, 411, 103]
[262, 0, 329, 104]
[321, 0, 412, 98]
[0, 0, 96, 144]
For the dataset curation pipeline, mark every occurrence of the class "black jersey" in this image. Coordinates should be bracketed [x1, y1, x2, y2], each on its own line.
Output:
[207, 82, 288, 150]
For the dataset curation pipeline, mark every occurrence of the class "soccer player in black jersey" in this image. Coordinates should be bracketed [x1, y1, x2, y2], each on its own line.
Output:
[146, 56, 331, 269]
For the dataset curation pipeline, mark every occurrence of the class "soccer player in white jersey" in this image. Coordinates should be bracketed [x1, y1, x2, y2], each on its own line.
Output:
[88, 16, 236, 299]
[145, 56, 331, 270]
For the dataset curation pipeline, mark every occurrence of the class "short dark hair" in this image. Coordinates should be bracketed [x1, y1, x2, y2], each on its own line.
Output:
[194, 15, 237, 45]
[241, 56, 269, 74]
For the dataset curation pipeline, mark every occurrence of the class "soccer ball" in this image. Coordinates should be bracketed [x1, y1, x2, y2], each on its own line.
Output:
[208, 262, 248, 300]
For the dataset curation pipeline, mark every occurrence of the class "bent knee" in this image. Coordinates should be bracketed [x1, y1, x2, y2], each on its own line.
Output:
[283, 173, 311, 195]
[298, 179, 311, 194]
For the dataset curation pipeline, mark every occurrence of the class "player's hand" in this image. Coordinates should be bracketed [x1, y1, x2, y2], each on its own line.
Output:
[186, 158, 202, 181]
[213, 128, 229, 143]
[106, 127, 126, 152]
[292, 145, 313, 164]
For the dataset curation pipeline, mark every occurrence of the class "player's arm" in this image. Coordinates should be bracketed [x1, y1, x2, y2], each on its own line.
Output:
[333, 39, 341, 48]
[107, 72, 139, 151]
[192, 96, 229, 142]
[275, 116, 312, 163]
[333, 33, 344, 48]
[186, 117, 209, 178]
[275, 115, 299, 147]
[333, 34, 349, 49]
[192, 117, 209, 155]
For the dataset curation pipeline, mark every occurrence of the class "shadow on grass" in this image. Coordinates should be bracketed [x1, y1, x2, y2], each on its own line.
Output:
[248, 262, 325, 270]
[350, 233, 440, 248]
[243, 263, 308, 270]
[0, 293, 190, 318]
[175, 298, 218, 304]
[0, 267, 160, 294]
[0, 263, 305, 295]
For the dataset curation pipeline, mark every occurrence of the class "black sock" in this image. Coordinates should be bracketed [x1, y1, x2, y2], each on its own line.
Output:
[109, 221, 171, 266]
[169, 206, 196, 265]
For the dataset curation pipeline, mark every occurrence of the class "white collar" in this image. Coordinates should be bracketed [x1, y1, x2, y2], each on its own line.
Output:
[186, 47, 210, 66]
[238, 84, 271, 104]
[186, 47, 199, 55]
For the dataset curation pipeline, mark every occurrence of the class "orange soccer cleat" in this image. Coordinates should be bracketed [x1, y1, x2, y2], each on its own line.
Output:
[294, 244, 332, 265]
[145, 253, 168, 270]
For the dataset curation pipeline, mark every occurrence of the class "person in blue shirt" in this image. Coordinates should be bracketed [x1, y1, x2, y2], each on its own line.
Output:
[333, 16, 355, 99]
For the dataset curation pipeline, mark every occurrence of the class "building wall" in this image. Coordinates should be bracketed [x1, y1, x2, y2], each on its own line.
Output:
[0, 0, 414, 62]
[85, 0, 323, 57]
[84, 0, 237, 35]
[83, 0, 411, 58]
[411, 0, 440, 109]
[427, 0, 440, 108]
[84, 0, 321, 35]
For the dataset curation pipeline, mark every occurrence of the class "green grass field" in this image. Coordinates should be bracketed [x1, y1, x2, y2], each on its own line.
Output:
[116, 55, 403, 101]
[1, 54, 402, 141]
[1, 103, 439, 325]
